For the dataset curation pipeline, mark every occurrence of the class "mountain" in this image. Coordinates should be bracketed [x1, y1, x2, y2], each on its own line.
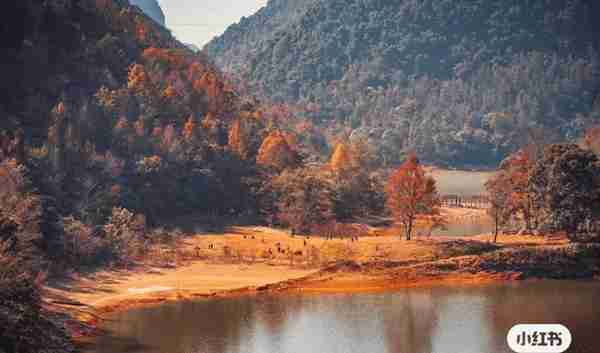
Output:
[206, 0, 600, 167]
[2, 0, 267, 238]
[129, 0, 165, 26]
[2, 1, 270, 349]
[207, 0, 317, 73]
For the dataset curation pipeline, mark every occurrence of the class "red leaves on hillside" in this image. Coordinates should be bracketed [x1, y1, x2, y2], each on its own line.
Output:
[142, 48, 187, 69]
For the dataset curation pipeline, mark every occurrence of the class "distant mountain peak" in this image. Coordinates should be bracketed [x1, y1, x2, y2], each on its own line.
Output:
[129, 0, 165, 27]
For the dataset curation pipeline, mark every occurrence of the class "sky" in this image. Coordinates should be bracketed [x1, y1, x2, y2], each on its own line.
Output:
[159, 0, 268, 48]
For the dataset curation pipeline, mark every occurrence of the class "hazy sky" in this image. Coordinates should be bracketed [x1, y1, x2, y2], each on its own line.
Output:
[159, 0, 268, 48]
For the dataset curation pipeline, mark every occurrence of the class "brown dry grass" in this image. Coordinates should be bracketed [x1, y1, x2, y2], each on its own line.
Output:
[192, 226, 440, 264]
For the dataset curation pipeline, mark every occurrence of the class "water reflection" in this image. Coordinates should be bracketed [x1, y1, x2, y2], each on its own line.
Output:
[380, 291, 437, 353]
[89, 281, 600, 353]
[432, 215, 493, 237]
[486, 281, 600, 353]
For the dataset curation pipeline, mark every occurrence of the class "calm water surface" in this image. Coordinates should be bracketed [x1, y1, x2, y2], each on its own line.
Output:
[432, 215, 493, 237]
[88, 281, 600, 353]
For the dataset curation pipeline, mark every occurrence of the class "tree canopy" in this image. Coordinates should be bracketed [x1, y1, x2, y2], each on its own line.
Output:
[385, 154, 440, 240]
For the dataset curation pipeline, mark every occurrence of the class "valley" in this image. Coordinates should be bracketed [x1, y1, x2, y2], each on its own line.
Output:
[2, 1, 600, 353]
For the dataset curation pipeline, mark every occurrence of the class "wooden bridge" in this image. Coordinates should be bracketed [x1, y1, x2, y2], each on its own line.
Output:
[441, 195, 489, 209]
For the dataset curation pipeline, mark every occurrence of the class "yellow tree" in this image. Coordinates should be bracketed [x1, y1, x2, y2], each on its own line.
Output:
[385, 154, 441, 240]
[228, 115, 266, 159]
[183, 116, 196, 141]
[256, 130, 298, 171]
[228, 118, 250, 159]
[162, 85, 178, 100]
[330, 143, 353, 173]
[127, 64, 148, 92]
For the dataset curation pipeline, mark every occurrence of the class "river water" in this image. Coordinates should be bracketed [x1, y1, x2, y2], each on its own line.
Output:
[87, 280, 600, 353]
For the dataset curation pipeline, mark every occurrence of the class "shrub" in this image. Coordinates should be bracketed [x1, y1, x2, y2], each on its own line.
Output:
[0, 160, 44, 263]
[267, 167, 335, 233]
[0, 236, 74, 353]
[62, 217, 112, 267]
[103, 207, 147, 263]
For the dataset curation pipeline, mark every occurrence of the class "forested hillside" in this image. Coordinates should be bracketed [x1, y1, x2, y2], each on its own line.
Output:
[1, 1, 270, 351]
[207, 0, 317, 74]
[2, 2, 391, 350]
[206, 0, 600, 167]
[3, 0, 265, 228]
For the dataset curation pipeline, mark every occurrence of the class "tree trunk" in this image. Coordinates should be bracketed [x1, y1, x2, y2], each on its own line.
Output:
[493, 216, 499, 243]
[405, 219, 413, 241]
[13, 129, 25, 164]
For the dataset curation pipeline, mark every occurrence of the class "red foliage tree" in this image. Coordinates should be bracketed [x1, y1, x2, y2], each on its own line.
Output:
[501, 150, 536, 231]
[385, 154, 441, 240]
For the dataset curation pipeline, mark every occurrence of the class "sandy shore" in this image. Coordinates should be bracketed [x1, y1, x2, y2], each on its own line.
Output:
[46, 261, 314, 325]
[49, 260, 509, 341]
[47, 223, 595, 341]
[45, 224, 468, 323]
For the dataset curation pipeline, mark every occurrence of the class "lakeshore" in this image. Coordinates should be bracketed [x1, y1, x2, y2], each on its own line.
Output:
[45, 223, 600, 342]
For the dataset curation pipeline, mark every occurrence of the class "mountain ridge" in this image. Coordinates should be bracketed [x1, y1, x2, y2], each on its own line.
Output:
[206, 0, 600, 167]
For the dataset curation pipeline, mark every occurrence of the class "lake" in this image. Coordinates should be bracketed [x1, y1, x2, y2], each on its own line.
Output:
[432, 214, 494, 237]
[87, 280, 600, 353]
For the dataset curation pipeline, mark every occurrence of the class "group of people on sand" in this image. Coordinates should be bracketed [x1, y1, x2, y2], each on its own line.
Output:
[199, 230, 362, 261]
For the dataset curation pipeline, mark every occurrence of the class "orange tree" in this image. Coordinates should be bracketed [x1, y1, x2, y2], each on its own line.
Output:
[256, 130, 300, 172]
[499, 150, 536, 231]
[385, 154, 441, 240]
